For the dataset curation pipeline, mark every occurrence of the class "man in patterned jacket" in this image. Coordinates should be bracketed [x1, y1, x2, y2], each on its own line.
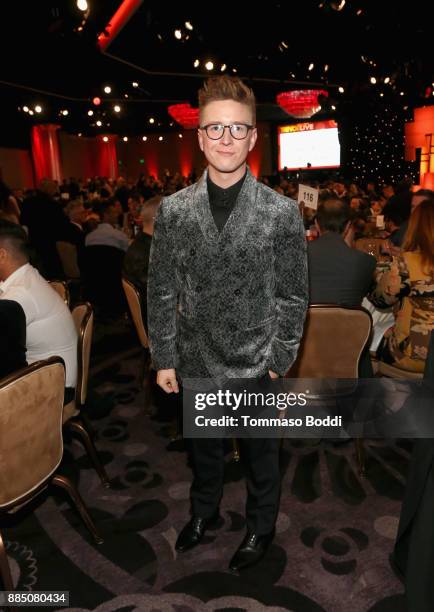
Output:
[147, 76, 308, 571]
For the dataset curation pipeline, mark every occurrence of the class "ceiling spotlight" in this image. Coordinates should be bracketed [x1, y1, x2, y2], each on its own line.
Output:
[78, 133, 82, 137]
[185, 21, 193, 30]
[331, 0, 346, 10]
[232, 68, 238, 73]
[132, 82, 139, 88]
[96, 120, 102, 126]
[61, 109, 69, 116]
[104, 86, 112, 94]
[92, 97, 101, 106]
[158, 136, 163, 141]
[193, 59, 200, 68]
[88, 110, 94, 116]
[370, 77, 377, 84]
[331, 105, 336, 110]
[35, 105, 42, 113]
[142, 136, 147, 141]
[178, 134, 183, 138]
[149, 117, 155, 124]
[324, 64, 329, 72]
[114, 105, 121, 112]
[380, 93, 384, 97]
[23, 106, 29, 113]
[221, 64, 227, 72]
[103, 136, 109, 142]
[124, 94, 129, 98]
[308, 63, 314, 71]
[28, 110, 34, 115]
[123, 136, 128, 142]
[400, 91, 404, 96]
[76, 0, 88, 11]
[174, 29, 182, 40]
[338, 86, 344, 93]
[384, 77, 390, 84]
[356, 9, 363, 15]
[205, 61, 214, 71]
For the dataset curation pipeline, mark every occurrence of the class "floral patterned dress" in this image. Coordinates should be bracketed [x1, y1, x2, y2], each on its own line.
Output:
[370, 251, 434, 372]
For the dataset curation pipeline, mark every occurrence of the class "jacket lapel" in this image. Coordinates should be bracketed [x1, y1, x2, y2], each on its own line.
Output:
[193, 169, 219, 243]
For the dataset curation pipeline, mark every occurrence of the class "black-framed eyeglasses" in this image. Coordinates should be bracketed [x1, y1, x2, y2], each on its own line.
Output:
[200, 123, 254, 140]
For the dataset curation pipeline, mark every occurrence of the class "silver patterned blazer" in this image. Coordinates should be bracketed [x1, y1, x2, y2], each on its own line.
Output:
[147, 167, 308, 381]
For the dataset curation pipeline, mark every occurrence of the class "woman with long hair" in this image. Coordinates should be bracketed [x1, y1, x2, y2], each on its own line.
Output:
[370, 198, 434, 372]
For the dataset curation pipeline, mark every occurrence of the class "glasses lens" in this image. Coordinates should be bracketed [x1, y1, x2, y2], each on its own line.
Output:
[230, 124, 249, 139]
[206, 124, 224, 139]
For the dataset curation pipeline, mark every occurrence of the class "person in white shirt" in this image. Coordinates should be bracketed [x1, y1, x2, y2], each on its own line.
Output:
[85, 198, 129, 252]
[0, 219, 77, 389]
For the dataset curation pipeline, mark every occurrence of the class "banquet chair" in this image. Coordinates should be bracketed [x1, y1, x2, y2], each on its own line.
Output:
[0, 357, 102, 592]
[48, 279, 70, 307]
[122, 277, 153, 414]
[63, 302, 110, 488]
[378, 361, 423, 380]
[286, 304, 373, 476]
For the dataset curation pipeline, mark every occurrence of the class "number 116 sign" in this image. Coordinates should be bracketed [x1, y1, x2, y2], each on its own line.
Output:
[297, 184, 319, 210]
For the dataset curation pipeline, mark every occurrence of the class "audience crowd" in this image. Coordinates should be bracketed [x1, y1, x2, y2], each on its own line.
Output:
[0, 167, 433, 378]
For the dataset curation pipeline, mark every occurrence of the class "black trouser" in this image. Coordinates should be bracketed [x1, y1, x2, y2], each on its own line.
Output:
[189, 437, 281, 535]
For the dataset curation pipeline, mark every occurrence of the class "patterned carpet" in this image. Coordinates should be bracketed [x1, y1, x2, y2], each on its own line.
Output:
[2, 318, 408, 612]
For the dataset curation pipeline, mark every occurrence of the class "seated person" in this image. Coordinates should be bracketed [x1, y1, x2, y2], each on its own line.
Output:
[308, 197, 376, 306]
[0, 220, 77, 391]
[123, 195, 161, 325]
[61, 199, 87, 250]
[370, 198, 434, 373]
[0, 299, 27, 378]
[85, 198, 129, 252]
[387, 189, 433, 247]
[308, 198, 377, 377]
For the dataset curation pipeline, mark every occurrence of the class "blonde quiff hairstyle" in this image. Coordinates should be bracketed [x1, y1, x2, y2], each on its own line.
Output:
[198, 76, 256, 125]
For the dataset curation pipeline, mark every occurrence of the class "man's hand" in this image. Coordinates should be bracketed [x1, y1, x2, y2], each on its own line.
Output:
[157, 368, 179, 393]
[268, 370, 279, 379]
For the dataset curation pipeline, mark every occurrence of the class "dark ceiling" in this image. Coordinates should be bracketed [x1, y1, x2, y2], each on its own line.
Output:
[0, 1, 433, 145]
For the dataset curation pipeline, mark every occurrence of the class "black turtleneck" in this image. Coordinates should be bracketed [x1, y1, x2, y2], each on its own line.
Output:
[207, 171, 246, 232]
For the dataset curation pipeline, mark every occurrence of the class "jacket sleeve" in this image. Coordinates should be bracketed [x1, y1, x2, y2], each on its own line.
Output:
[147, 202, 178, 370]
[269, 204, 308, 376]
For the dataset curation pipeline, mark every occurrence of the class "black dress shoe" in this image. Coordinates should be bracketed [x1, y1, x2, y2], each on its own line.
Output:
[229, 530, 275, 571]
[175, 512, 221, 553]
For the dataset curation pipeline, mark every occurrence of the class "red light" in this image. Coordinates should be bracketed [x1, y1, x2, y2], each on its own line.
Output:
[168, 104, 199, 129]
[93, 97, 101, 106]
[277, 90, 328, 119]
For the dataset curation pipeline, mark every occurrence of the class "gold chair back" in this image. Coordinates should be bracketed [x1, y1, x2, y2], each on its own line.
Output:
[287, 305, 372, 378]
[71, 302, 93, 405]
[378, 361, 423, 380]
[122, 278, 149, 348]
[0, 357, 65, 508]
[48, 280, 70, 306]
